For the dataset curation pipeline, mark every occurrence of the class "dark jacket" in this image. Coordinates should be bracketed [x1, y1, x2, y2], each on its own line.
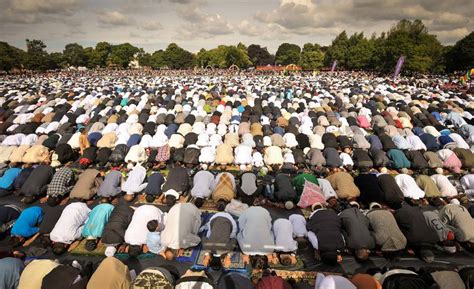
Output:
[405, 150, 429, 170]
[322, 133, 338, 149]
[20, 165, 54, 196]
[354, 173, 384, 205]
[377, 174, 404, 208]
[144, 172, 166, 196]
[353, 149, 373, 169]
[162, 167, 189, 193]
[274, 174, 297, 202]
[109, 144, 129, 164]
[369, 148, 390, 168]
[101, 205, 134, 245]
[323, 147, 342, 168]
[306, 209, 344, 252]
[55, 143, 77, 164]
[394, 204, 439, 246]
[183, 147, 200, 165]
[339, 207, 375, 250]
[13, 167, 34, 191]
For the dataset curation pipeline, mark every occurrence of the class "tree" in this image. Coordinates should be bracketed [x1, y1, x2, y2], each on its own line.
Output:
[446, 32, 474, 72]
[0, 42, 25, 71]
[376, 19, 443, 73]
[275, 43, 301, 65]
[49, 52, 65, 69]
[325, 31, 349, 68]
[24, 39, 52, 70]
[196, 46, 233, 68]
[161, 43, 195, 69]
[107, 43, 140, 68]
[85, 42, 112, 68]
[63, 43, 86, 67]
[299, 43, 324, 70]
[345, 33, 374, 70]
[247, 44, 274, 66]
[225, 45, 251, 68]
[137, 52, 153, 67]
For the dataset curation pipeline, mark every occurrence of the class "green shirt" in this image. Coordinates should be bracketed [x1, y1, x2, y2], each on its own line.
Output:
[292, 173, 319, 196]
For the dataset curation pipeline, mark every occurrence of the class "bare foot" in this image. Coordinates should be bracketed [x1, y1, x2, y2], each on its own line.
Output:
[242, 254, 250, 265]
[68, 240, 80, 252]
[202, 253, 211, 266]
[117, 245, 127, 253]
[223, 254, 232, 268]
[60, 197, 69, 206]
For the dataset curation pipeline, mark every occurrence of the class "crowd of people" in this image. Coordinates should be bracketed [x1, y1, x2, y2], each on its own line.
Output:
[0, 70, 473, 288]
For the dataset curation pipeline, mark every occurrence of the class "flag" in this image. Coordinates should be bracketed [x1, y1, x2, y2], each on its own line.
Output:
[460, 68, 473, 86]
[393, 56, 405, 80]
[330, 60, 337, 72]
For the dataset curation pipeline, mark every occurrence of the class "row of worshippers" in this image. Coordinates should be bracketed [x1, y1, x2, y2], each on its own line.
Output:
[2, 194, 474, 269]
[3, 255, 471, 289]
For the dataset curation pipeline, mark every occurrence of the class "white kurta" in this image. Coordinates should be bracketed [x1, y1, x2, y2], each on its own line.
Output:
[124, 205, 164, 246]
[50, 202, 91, 244]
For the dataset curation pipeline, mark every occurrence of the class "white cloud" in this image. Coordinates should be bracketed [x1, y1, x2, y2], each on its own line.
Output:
[141, 20, 163, 31]
[98, 11, 134, 26]
[237, 20, 260, 36]
[176, 6, 234, 39]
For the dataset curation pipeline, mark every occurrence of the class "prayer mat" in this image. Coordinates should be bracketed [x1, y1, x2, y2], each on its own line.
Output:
[70, 239, 106, 256]
[193, 249, 248, 274]
[175, 245, 200, 263]
[269, 256, 305, 271]
[115, 252, 156, 260]
[251, 269, 323, 285]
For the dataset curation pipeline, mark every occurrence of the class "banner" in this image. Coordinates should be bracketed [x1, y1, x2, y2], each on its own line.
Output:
[330, 60, 337, 72]
[393, 56, 405, 80]
[460, 68, 473, 87]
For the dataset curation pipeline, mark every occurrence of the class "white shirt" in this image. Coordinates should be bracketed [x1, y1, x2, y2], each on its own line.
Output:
[102, 123, 118, 134]
[395, 174, 425, 199]
[289, 214, 307, 237]
[431, 174, 458, 198]
[50, 202, 91, 244]
[449, 133, 470, 149]
[315, 273, 356, 289]
[161, 203, 202, 250]
[121, 164, 147, 194]
[124, 145, 146, 163]
[191, 171, 215, 198]
[2, 134, 25, 146]
[124, 205, 164, 246]
[317, 178, 337, 200]
[273, 218, 298, 253]
[234, 144, 252, 165]
[339, 152, 354, 166]
[406, 135, 427, 151]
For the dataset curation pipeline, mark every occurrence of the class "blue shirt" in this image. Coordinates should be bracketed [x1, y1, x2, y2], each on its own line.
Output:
[127, 134, 142, 147]
[11, 206, 43, 238]
[146, 232, 164, 254]
[82, 203, 114, 238]
[0, 168, 21, 190]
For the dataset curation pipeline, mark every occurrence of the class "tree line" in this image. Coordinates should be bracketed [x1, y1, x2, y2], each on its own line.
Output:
[1, 20, 473, 73]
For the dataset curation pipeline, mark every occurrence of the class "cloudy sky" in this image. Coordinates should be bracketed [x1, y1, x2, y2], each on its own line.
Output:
[0, 0, 472, 53]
